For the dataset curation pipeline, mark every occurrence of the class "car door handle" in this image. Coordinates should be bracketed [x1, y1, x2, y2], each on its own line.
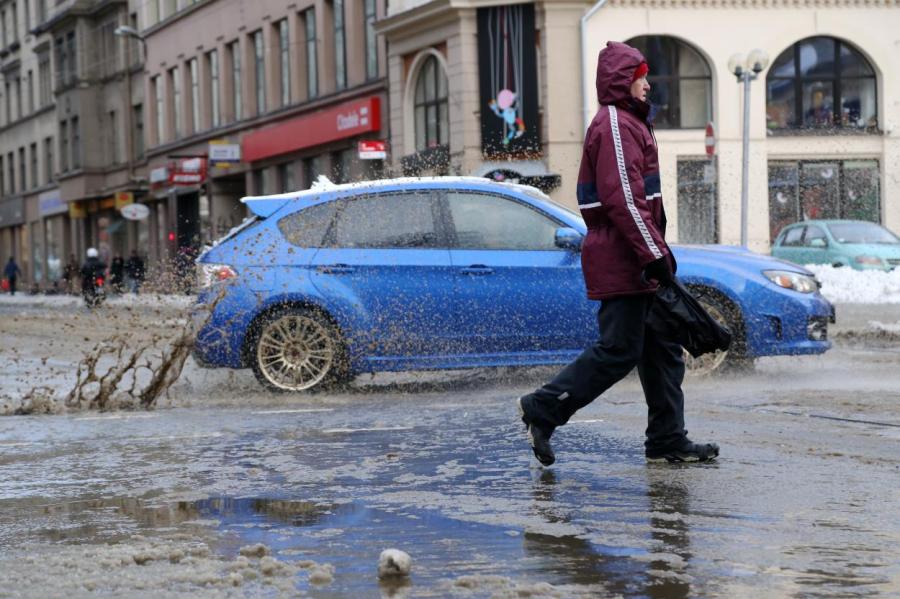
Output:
[460, 265, 494, 276]
[317, 264, 355, 274]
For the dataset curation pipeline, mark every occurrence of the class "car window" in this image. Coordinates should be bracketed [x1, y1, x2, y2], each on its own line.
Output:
[445, 192, 559, 250]
[828, 222, 900, 244]
[277, 202, 339, 247]
[781, 227, 805, 247]
[803, 225, 827, 247]
[332, 192, 439, 249]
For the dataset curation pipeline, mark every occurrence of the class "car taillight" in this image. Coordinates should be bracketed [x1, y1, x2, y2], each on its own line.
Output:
[96, 276, 104, 287]
[197, 263, 238, 288]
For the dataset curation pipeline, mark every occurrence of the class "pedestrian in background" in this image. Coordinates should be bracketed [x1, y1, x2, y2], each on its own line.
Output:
[125, 250, 145, 294]
[4, 257, 21, 295]
[517, 41, 719, 466]
[110, 255, 125, 294]
[63, 254, 79, 294]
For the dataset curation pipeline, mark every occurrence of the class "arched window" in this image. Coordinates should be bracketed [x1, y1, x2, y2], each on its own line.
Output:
[626, 36, 712, 129]
[413, 55, 449, 152]
[766, 37, 877, 132]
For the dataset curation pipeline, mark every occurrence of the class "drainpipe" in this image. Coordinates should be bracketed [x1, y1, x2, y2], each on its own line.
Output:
[580, 0, 609, 132]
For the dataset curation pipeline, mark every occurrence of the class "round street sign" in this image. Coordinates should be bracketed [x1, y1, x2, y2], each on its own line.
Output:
[705, 122, 716, 158]
[121, 203, 150, 221]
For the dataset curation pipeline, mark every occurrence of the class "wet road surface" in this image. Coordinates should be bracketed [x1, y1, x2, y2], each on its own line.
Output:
[0, 300, 899, 597]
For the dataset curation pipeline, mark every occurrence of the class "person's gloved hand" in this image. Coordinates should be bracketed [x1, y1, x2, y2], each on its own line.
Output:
[643, 257, 674, 286]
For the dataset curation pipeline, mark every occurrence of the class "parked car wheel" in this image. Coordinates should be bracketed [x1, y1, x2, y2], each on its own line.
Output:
[250, 307, 348, 392]
[683, 288, 746, 377]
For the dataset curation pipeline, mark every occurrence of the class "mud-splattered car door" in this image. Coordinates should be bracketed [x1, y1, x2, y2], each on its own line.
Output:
[308, 191, 459, 366]
[441, 189, 595, 355]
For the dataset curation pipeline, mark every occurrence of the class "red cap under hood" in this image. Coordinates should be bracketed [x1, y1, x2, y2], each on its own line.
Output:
[596, 41, 647, 105]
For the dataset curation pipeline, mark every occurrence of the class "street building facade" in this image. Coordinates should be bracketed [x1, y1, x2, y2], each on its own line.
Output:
[581, 0, 900, 251]
[0, 0, 146, 290]
[140, 0, 388, 268]
[378, 0, 586, 202]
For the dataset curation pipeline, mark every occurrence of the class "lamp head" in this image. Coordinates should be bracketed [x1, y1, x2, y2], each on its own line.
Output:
[748, 48, 770, 74]
[728, 53, 745, 76]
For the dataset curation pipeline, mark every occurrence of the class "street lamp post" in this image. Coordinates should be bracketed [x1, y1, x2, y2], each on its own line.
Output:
[728, 49, 769, 248]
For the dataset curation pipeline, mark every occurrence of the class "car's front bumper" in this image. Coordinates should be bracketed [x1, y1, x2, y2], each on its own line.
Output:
[742, 285, 834, 358]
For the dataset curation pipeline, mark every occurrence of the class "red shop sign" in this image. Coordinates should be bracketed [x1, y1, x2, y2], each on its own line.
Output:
[242, 96, 382, 163]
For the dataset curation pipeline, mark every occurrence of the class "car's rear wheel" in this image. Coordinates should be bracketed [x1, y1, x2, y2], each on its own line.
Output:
[683, 289, 747, 377]
[250, 307, 348, 392]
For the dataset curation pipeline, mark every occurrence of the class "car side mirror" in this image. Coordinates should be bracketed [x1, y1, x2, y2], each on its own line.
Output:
[809, 238, 827, 248]
[555, 227, 583, 251]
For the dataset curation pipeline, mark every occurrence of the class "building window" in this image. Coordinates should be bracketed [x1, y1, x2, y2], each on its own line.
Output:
[26, 70, 33, 114]
[99, 21, 118, 78]
[189, 58, 199, 133]
[44, 136, 53, 184]
[277, 162, 295, 193]
[14, 76, 21, 120]
[133, 104, 144, 159]
[207, 49, 220, 127]
[303, 155, 320, 188]
[677, 159, 718, 244]
[169, 67, 182, 138]
[59, 121, 68, 172]
[19, 147, 26, 191]
[252, 30, 265, 114]
[10, 0, 17, 42]
[229, 40, 242, 121]
[333, 0, 346, 90]
[6, 152, 13, 193]
[278, 19, 290, 107]
[153, 75, 163, 144]
[71, 116, 80, 169]
[413, 55, 449, 152]
[626, 36, 712, 129]
[109, 110, 118, 164]
[38, 52, 51, 106]
[65, 30, 76, 84]
[3, 82, 9, 123]
[768, 160, 881, 242]
[37, 0, 46, 25]
[766, 37, 877, 132]
[29, 143, 37, 189]
[304, 9, 317, 99]
[364, 0, 377, 80]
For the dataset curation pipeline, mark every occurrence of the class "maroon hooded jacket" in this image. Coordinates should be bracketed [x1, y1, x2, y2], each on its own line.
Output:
[577, 41, 675, 300]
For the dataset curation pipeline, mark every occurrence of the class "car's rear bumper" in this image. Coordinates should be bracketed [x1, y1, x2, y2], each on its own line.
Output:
[191, 286, 255, 369]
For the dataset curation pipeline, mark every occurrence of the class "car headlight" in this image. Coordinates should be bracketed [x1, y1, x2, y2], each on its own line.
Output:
[197, 262, 238, 288]
[854, 255, 884, 266]
[762, 270, 819, 293]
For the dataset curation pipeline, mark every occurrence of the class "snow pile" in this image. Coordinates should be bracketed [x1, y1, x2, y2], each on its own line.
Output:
[804, 265, 900, 304]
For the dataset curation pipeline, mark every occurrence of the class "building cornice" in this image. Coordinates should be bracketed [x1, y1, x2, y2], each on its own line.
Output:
[377, 0, 591, 37]
[605, 0, 899, 8]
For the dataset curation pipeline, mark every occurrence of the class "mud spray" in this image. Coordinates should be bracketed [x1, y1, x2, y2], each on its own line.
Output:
[5, 289, 225, 415]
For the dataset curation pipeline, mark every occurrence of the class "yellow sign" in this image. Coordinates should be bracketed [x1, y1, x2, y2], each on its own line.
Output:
[68, 202, 87, 219]
[114, 191, 134, 209]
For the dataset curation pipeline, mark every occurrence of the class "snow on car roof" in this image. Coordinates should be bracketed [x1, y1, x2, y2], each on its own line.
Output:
[240, 175, 549, 210]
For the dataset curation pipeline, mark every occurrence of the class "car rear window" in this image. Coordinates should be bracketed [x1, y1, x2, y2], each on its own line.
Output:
[277, 202, 339, 247]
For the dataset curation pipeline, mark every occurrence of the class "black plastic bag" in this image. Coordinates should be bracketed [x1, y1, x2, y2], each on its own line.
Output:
[646, 277, 732, 358]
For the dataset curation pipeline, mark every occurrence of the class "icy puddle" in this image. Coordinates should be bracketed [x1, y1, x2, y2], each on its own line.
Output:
[7, 493, 687, 597]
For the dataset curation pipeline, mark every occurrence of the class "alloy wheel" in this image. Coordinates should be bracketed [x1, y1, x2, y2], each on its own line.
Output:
[256, 314, 336, 391]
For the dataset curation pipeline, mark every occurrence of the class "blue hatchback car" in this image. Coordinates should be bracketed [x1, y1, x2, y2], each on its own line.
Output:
[193, 177, 834, 392]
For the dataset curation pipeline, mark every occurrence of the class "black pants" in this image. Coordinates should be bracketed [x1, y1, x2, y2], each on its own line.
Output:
[523, 293, 687, 451]
[7, 276, 15, 295]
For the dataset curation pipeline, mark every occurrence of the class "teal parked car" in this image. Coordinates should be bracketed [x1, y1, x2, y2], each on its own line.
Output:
[772, 220, 900, 271]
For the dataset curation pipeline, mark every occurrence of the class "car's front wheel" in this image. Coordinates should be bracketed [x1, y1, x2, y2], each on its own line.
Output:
[250, 307, 348, 392]
[683, 288, 748, 377]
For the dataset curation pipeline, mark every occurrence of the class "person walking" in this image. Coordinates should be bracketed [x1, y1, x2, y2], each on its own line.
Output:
[4, 257, 21, 295]
[109, 255, 125, 294]
[517, 41, 719, 466]
[125, 250, 145, 294]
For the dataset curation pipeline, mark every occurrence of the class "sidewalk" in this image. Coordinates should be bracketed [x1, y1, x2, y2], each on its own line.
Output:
[0, 292, 195, 310]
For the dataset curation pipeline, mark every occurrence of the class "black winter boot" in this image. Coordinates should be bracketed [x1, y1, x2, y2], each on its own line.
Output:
[646, 440, 719, 463]
[517, 396, 555, 466]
